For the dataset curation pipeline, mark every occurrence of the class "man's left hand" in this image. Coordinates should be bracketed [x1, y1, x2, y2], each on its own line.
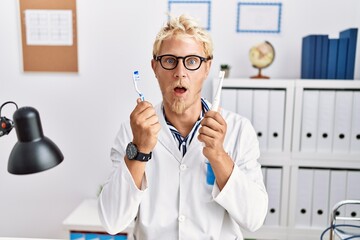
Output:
[198, 110, 227, 161]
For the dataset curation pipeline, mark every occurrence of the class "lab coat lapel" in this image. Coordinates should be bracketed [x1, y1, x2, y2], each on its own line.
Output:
[156, 104, 182, 163]
[183, 127, 203, 161]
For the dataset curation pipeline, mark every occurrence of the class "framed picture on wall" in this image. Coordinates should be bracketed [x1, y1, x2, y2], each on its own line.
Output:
[236, 2, 282, 34]
[168, 0, 212, 30]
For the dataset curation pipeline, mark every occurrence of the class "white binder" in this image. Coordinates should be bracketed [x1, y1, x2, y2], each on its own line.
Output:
[350, 91, 360, 153]
[252, 90, 270, 152]
[332, 91, 353, 153]
[261, 167, 267, 185]
[264, 167, 282, 226]
[329, 170, 348, 222]
[345, 171, 360, 219]
[311, 169, 330, 228]
[316, 91, 335, 153]
[267, 90, 285, 152]
[295, 168, 314, 227]
[300, 90, 319, 152]
[221, 89, 237, 112]
[236, 89, 253, 121]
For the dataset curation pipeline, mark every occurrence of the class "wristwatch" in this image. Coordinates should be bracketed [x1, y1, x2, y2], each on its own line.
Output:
[126, 142, 152, 162]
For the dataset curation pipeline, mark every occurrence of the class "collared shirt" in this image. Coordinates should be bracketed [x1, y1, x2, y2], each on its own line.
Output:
[163, 98, 210, 156]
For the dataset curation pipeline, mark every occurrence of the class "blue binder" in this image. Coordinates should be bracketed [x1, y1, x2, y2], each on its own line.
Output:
[314, 35, 328, 79]
[327, 39, 339, 79]
[339, 28, 358, 79]
[320, 35, 329, 79]
[336, 38, 349, 79]
[301, 35, 317, 79]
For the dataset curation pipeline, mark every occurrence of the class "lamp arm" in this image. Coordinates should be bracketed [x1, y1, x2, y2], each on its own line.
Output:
[0, 101, 18, 137]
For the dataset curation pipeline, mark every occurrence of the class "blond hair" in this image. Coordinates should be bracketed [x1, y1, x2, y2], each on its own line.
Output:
[152, 14, 213, 59]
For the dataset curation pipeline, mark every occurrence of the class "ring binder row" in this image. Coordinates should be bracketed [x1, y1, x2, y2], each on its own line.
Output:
[221, 87, 360, 155]
[300, 90, 360, 154]
[218, 80, 360, 239]
[294, 168, 360, 229]
[221, 88, 286, 153]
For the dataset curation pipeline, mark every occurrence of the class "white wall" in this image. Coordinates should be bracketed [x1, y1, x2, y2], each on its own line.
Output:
[0, 0, 359, 238]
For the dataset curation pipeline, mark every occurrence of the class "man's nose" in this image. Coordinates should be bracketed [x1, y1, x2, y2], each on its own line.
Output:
[173, 60, 187, 78]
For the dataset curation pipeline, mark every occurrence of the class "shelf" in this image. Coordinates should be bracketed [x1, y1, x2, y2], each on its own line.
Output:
[295, 79, 360, 89]
[222, 78, 295, 89]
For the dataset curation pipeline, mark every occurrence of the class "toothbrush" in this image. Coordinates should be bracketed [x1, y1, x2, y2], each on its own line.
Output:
[211, 71, 225, 112]
[132, 70, 145, 101]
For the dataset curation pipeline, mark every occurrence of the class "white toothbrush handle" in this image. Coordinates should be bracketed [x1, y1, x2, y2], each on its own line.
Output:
[211, 71, 225, 112]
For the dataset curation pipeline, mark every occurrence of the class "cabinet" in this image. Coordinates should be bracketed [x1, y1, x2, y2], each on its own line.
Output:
[63, 199, 133, 240]
[215, 79, 360, 240]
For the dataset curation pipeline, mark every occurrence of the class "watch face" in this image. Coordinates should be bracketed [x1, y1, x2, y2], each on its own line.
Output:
[126, 142, 138, 159]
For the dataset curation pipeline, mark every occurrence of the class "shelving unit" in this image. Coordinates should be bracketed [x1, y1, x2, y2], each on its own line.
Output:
[216, 78, 360, 240]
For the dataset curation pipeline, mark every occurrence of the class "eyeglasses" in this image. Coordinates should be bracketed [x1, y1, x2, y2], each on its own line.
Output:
[154, 54, 211, 71]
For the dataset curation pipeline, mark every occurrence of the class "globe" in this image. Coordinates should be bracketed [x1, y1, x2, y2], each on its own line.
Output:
[249, 41, 275, 79]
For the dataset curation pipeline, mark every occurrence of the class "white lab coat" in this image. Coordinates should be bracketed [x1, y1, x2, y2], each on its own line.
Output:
[98, 100, 268, 240]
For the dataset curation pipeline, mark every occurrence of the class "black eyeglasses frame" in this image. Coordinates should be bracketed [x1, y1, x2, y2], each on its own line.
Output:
[154, 54, 212, 71]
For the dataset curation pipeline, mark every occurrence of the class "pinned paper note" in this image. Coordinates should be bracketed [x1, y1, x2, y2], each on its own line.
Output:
[25, 9, 73, 46]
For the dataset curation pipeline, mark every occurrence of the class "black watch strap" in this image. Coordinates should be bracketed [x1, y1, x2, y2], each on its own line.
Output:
[135, 152, 152, 162]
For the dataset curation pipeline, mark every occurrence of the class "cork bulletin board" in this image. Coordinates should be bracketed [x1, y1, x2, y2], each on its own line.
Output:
[19, 0, 78, 72]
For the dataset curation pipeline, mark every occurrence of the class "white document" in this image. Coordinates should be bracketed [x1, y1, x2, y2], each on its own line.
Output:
[252, 90, 270, 152]
[329, 170, 348, 223]
[345, 171, 360, 219]
[295, 169, 314, 227]
[236, 89, 253, 121]
[300, 90, 319, 152]
[311, 169, 330, 228]
[221, 89, 237, 112]
[316, 91, 335, 153]
[25, 9, 73, 46]
[267, 90, 285, 152]
[264, 168, 282, 226]
[350, 91, 360, 153]
[332, 91, 353, 153]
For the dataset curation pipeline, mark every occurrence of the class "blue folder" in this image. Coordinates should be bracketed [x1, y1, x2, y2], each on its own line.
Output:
[336, 38, 349, 79]
[339, 28, 358, 79]
[327, 39, 339, 79]
[301, 35, 317, 79]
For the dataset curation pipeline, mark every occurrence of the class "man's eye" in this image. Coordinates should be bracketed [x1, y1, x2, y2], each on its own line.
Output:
[187, 58, 198, 65]
[165, 58, 176, 64]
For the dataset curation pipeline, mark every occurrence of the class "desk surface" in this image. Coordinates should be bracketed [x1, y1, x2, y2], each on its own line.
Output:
[62, 199, 133, 233]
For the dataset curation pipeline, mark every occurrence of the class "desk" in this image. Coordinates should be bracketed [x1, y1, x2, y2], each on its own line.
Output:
[62, 199, 133, 240]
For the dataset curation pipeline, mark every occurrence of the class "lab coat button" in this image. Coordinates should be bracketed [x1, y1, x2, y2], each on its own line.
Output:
[178, 215, 186, 222]
[179, 164, 187, 171]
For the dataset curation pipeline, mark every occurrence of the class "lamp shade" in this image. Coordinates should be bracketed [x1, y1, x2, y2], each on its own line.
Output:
[7, 107, 64, 174]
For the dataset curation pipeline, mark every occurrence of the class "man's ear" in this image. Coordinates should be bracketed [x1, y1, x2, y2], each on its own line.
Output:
[205, 59, 212, 78]
[151, 59, 157, 72]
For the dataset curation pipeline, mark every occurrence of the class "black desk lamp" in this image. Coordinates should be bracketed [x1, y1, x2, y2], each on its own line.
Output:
[0, 101, 64, 174]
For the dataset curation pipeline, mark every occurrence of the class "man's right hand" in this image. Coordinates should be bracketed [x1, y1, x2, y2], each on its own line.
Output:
[130, 98, 161, 154]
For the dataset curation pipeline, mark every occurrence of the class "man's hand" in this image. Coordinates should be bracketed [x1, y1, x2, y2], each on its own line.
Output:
[198, 110, 227, 161]
[130, 99, 161, 153]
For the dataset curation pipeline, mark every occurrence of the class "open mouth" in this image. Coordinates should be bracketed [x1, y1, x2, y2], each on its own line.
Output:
[174, 86, 188, 94]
